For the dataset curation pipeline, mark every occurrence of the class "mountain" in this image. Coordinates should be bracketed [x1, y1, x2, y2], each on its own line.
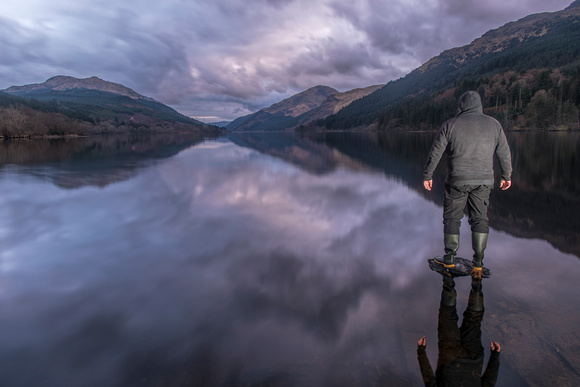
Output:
[265, 85, 338, 117]
[322, 1, 580, 131]
[1, 76, 219, 137]
[296, 85, 384, 126]
[4, 75, 152, 101]
[226, 84, 382, 132]
[209, 121, 231, 128]
[227, 86, 337, 131]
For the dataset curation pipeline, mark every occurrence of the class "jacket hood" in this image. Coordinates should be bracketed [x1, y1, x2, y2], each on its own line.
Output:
[456, 91, 483, 115]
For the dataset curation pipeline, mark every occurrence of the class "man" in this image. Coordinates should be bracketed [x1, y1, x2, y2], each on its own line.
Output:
[417, 274, 501, 386]
[423, 91, 512, 275]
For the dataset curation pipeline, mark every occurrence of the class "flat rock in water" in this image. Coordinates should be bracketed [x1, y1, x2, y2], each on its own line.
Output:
[428, 256, 491, 278]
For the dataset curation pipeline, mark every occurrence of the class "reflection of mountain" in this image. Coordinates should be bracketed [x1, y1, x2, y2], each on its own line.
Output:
[229, 132, 580, 258]
[0, 133, 211, 189]
[227, 132, 375, 175]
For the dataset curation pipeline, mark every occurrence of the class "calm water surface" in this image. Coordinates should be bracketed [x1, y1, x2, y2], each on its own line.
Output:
[0, 132, 578, 386]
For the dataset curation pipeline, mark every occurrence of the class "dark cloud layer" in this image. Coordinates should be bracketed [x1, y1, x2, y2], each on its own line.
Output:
[0, 0, 572, 121]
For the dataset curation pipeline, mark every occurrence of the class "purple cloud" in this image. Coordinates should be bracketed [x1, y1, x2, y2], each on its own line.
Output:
[0, 0, 572, 121]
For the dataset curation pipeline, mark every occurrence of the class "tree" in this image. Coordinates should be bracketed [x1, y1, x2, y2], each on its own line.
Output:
[525, 90, 558, 129]
[0, 106, 29, 138]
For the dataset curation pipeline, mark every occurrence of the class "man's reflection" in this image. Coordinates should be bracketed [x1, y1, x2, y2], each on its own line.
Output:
[417, 275, 501, 386]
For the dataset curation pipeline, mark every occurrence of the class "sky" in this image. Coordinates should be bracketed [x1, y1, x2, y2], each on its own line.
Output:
[0, 0, 573, 122]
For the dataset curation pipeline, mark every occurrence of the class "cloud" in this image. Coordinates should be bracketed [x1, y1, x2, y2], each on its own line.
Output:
[0, 0, 573, 120]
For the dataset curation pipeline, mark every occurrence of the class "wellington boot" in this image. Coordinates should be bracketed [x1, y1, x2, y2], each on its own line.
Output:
[472, 232, 489, 270]
[434, 234, 460, 268]
[471, 276, 482, 292]
[441, 276, 457, 307]
[468, 277, 484, 312]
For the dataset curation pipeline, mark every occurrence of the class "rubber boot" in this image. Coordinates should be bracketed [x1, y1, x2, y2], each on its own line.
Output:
[468, 277, 484, 312]
[441, 275, 457, 307]
[472, 232, 488, 278]
[435, 233, 460, 268]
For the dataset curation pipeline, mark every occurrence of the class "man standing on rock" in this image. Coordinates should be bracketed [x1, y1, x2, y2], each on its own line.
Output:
[423, 91, 512, 275]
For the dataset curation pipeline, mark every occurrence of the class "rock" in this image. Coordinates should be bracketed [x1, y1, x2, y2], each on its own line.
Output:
[428, 256, 491, 278]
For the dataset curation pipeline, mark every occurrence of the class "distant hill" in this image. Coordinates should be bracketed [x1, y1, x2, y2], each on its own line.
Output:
[226, 85, 382, 131]
[4, 75, 152, 100]
[297, 85, 384, 126]
[227, 86, 337, 131]
[321, 0, 580, 131]
[209, 121, 231, 128]
[1, 76, 219, 137]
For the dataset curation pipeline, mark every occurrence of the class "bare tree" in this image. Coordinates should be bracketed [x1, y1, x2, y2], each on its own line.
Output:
[0, 106, 29, 137]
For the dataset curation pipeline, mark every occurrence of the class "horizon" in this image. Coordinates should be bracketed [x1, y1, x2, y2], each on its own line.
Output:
[0, 0, 573, 122]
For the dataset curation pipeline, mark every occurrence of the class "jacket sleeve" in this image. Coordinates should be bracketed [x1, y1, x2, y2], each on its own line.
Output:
[423, 125, 448, 181]
[495, 128, 512, 181]
[481, 350, 500, 386]
[417, 345, 436, 386]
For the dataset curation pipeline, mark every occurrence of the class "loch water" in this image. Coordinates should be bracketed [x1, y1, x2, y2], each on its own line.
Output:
[0, 131, 578, 386]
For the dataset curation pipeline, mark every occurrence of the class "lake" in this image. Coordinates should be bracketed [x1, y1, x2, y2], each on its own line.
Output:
[0, 131, 578, 386]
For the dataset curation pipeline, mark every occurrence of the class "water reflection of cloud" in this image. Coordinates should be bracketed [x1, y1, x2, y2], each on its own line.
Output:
[0, 140, 441, 384]
[158, 142, 443, 267]
[1, 139, 579, 386]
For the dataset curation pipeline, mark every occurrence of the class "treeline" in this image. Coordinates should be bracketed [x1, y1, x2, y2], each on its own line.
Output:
[320, 13, 580, 131]
[0, 91, 218, 138]
[0, 99, 94, 138]
[0, 101, 183, 138]
[378, 67, 580, 131]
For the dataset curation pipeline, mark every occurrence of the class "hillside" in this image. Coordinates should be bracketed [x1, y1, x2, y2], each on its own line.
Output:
[296, 85, 384, 127]
[1, 76, 219, 137]
[227, 86, 337, 131]
[227, 84, 382, 132]
[4, 75, 152, 100]
[322, 0, 580, 131]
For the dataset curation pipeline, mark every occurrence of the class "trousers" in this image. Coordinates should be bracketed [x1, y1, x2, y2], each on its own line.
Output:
[437, 288, 485, 368]
[443, 184, 491, 235]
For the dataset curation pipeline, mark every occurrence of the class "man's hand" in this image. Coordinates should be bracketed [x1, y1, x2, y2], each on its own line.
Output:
[418, 336, 426, 347]
[500, 180, 511, 190]
[423, 180, 433, 191]
[490, 341, 501, 352]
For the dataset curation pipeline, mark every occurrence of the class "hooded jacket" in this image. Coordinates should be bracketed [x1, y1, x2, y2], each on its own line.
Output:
[423, 91, 512, 186]
[417, 345, 500, 387]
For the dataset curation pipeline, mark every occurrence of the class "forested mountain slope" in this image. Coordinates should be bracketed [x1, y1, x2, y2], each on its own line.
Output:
[227, 85, 382, 132]
[1, 76, 218, 137]
[322, 1, 580, 131]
